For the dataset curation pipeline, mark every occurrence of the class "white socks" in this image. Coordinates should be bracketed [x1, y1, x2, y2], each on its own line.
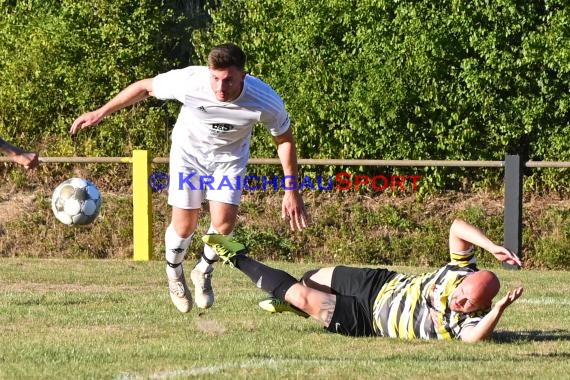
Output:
[165, 224, 193, 279]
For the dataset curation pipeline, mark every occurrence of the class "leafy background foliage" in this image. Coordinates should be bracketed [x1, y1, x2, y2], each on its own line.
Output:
[1, 0, 568, 190]
[0, 0, 569, 267]
[194, 0, 569, 191]
[0, 0, 196, 161]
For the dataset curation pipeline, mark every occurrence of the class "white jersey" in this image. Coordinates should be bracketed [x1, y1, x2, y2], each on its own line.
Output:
[152, 66, 291, 164]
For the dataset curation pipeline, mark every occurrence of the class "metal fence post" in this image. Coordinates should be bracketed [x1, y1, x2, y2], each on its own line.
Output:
[132, 150, 153, 261]
[503, 154, 523, 269]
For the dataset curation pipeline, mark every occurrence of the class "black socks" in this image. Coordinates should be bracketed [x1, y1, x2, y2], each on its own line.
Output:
[233, 255, 298, 300]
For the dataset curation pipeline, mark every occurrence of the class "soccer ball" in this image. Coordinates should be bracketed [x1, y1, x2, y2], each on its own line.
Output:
[51, 178, 102, 225]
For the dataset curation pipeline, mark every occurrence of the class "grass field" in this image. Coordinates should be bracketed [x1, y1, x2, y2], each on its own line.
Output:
[1, 258, 570, 379]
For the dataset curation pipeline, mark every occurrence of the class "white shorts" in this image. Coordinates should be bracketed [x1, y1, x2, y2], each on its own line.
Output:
[167, 155, 248, 209]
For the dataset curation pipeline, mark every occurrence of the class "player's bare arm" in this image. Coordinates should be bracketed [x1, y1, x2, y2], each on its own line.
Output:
[273, 128, 309, 231]
[0, 138, 39, 169]
[70, 78, 154, 135]
[449, 218, 522, 266]
[460, 286, 524, 343]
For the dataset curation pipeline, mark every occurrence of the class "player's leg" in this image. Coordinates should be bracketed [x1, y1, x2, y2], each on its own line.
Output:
[201, 234, 371, 334]
[165, 207, 200, 313]
[269, 279, 373, 336]
[202, 233, 300, 298]
[283, 283, 337, 326]
[259, 266, 335, 316]
[165, 163, 205, 313]
[297, 267, 386, 336]
[191, 159, 245, 309]
[191, 200, 238, 308]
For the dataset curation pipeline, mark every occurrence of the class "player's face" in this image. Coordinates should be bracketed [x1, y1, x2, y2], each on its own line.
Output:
[209, 66, 246, 102]
[449, 283, 491, 313]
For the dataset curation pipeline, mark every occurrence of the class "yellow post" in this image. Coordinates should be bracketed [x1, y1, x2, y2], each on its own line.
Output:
[132, 150, 153, 261]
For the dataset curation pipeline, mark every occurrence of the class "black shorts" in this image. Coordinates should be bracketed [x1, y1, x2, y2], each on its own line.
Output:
[325, 266, 396, 337]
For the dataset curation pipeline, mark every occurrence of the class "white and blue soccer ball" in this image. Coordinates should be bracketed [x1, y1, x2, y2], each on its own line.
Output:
[51, 178, 102, 225]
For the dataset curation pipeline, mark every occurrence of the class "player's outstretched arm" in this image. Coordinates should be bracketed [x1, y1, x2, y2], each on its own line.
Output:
[0, 138, 39, 169]
[460, 286, 524, 343]
[70, 78, 154, 135]
[273, 128, 309, 231]
[449, 218, 522, 266]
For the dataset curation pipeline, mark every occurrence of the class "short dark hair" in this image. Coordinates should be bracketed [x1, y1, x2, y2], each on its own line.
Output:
[208, 43, 246, 71]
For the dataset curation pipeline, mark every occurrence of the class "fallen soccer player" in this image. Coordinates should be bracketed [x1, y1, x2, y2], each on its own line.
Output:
[202, 218, 523, 342]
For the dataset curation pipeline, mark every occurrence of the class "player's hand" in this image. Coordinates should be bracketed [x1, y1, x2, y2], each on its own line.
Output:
[495, 286, 524, 312]
[14, 151, 39, 170]
[70, 109, 105, 136]
[490, 245, 522, 267]
[282, 191, 309, 231]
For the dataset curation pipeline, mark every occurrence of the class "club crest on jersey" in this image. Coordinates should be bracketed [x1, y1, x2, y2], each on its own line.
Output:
[211, 123, 235, 133]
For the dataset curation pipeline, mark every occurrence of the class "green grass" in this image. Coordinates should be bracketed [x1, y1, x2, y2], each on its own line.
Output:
[1, 258, 569, 379]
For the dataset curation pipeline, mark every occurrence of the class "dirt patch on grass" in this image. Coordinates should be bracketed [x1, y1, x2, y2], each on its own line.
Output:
[195, 318, 227, 336]
[0, 191, 36, 224]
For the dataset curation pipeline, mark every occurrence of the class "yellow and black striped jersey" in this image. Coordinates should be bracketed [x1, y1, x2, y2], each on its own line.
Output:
[372, 249, 488, 340]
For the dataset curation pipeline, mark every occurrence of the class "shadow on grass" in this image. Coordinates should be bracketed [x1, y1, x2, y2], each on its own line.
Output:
[493, 329, 570, 343]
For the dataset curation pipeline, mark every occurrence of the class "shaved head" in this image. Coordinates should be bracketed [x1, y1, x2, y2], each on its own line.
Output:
[450, 270, 500, 312]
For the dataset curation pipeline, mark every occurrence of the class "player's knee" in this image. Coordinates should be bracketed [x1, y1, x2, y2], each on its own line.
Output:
[284, 283, 311, 311]
[172, 224, 195, 238]
[171, 208, 199, 237]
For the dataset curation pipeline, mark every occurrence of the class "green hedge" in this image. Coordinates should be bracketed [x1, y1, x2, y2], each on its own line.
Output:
[195, 0, 570, 191]
[0, 0, 196, 161]
[1, 0, 568, 191]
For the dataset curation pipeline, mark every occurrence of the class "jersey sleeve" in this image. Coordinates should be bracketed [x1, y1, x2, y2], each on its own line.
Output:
[449, 246, 476, 267]
[260, 97, 291, 136]
[268, 112, 291, 137]
[455, 309, 488, 340]
[152, 67, 196, 103]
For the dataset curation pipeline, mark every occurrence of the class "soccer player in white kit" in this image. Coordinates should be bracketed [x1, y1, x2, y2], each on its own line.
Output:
[70, 43, 309, 312]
